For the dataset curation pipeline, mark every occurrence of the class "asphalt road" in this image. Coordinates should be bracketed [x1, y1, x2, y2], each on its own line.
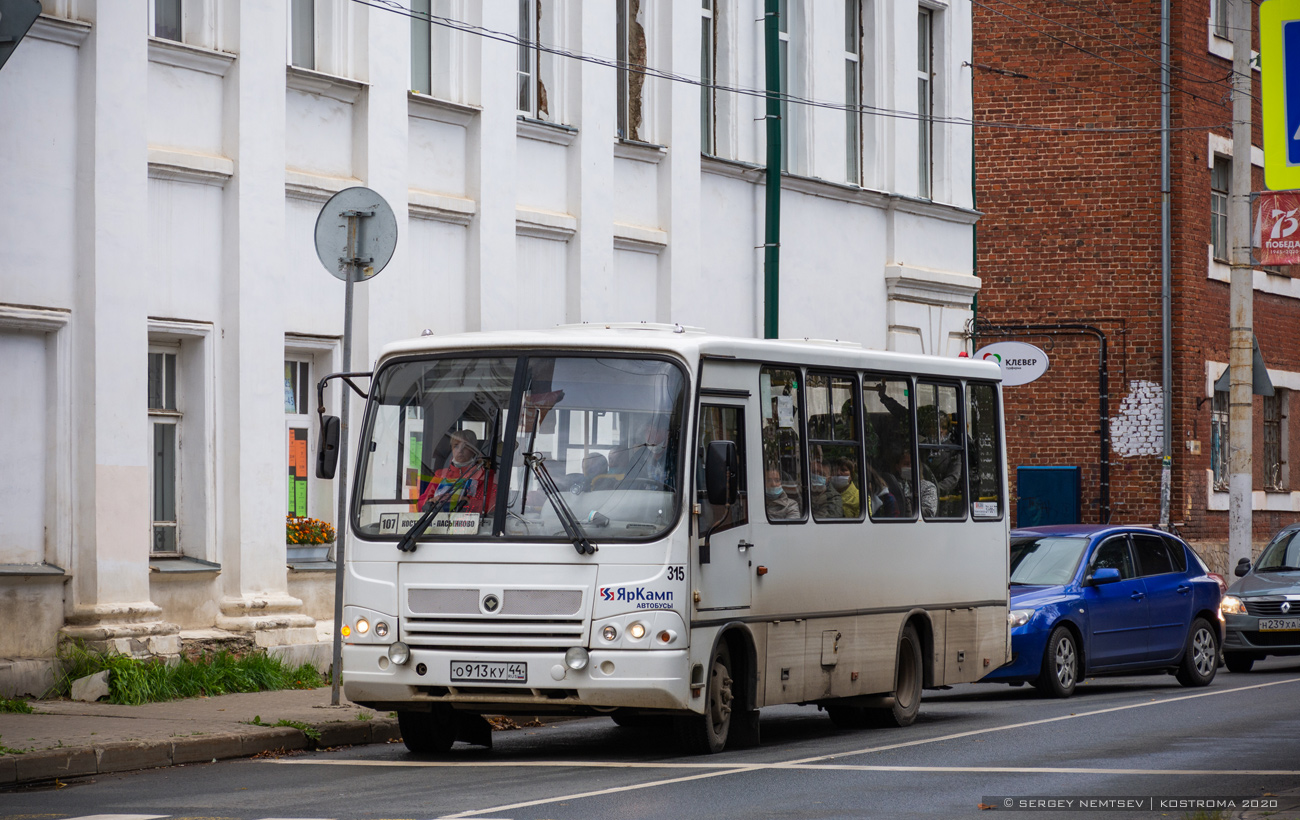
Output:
[7, 657, 1300, 820]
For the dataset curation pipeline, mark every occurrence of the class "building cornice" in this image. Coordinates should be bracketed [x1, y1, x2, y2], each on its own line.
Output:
[147, 37, 235, 77]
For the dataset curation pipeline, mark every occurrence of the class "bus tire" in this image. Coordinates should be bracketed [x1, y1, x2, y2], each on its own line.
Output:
[676, 641, 734, 754]
[873, 623, 923, 728]
[398, 706, 456, 754]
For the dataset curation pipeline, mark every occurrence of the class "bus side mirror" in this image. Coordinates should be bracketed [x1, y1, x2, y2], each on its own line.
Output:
[316, 415, 340, 479]
[1235, 557, 1251, 577]
[705, 440, 739, 506]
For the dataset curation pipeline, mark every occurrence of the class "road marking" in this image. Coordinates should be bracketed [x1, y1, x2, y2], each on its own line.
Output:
[269, 675, 1300, 818]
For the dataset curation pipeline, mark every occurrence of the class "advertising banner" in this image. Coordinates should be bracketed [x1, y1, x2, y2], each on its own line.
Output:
[1253, 190, 1300, 266]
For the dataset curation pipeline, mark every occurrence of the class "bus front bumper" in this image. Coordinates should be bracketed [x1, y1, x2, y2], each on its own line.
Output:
[342, 644, 693, 712]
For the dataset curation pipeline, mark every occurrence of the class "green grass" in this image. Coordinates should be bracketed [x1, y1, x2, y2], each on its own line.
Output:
[247, 715, 322, 742]
[46, 641, 326, 705]
[0, 697, 32, 714]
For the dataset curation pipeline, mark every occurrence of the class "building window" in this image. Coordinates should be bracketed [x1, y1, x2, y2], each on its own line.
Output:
[1212, 0, 1230, 40]
[286, 359, 312, 518]
[845, 0, 862, 184]
[149, 348, 181, 553]
[917, 7, 933, 199]
[1211, 156, 1230, 262]
[518, 0, 557, 120]
[701, 0, 717, 155]
[412, 0, 433, 93]
[1211, 389, 1229, 491]
[290, 0, 315, 69]
[151, 0, 183, 41]
[412, 0, 461, 99]
[1265, 391, 1288, 491]
[778, 0, 791, 171]
[617, 0, 648, 141]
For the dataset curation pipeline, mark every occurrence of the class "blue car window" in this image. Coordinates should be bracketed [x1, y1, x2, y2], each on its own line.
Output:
[1089, 537, 1136, 580]
[1132, 534, 1177, 577]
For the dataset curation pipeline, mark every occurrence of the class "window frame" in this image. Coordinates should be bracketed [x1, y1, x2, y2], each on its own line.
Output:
[701, 0, 717, 155]
[1088, 534, 1136, 580]
[696, 402, 749, 535]
[845, 0, 862, 184]
[289, 0, 315, 70]
[760, 364, 809, 524]
[148, 344, 182, 556]
[863, 371, 919, 523]
[150, 0, 184, 42]
[966, 380, 1004, 521]
[1264, 390, 1288, 492]
[286, 358, 313, 520]
[1211, 156, 1230, 262]
[916, 380, 967, 521]
[1211, 389, 1230, 491]
[917, 7, 933, 199]
[805, 369, 866, 523]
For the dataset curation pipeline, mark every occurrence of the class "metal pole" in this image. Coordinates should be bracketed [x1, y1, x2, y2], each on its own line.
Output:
[762, 0, 781, 340]
[1158, 0, 1173, 530]
[1228, 0, 1254, 570]
[329, 216, 359, 706]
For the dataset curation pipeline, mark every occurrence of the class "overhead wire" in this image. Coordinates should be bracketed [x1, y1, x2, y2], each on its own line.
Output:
[356, 0, 1234, 136]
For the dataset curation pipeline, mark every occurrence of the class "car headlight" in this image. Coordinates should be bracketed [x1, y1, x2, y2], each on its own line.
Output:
[1008, 609, 1036, 628]
[1220, 595, 1246, 615]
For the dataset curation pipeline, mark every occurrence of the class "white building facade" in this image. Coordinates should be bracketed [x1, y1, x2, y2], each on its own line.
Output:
[0, 0, 978, 686]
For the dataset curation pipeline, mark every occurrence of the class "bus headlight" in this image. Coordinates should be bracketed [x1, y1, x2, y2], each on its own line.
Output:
[564, 647, 589, 671]
[356, 618, 370, 634]
[374, 621, 389, 637]
[627, 622, 647, 640]
[602, 624, 619, 641]
[388, 642, 411, 666]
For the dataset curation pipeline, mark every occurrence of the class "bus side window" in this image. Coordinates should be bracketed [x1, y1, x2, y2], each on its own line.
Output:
[696, 405, 748, 533]
[806, 371, 864, 521]
[760, 366, 805, 522]
[862, 374, 916, 520]
[917, 382, 966, 520]
[967, 382, 1003, 519]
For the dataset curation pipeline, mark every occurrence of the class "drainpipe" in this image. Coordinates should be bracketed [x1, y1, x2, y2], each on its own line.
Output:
[763, 0, 781, 339]
[1159, 0, 1173, 529]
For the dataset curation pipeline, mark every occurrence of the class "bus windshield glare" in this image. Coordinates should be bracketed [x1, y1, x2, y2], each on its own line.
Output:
[354, 354, 687, 543]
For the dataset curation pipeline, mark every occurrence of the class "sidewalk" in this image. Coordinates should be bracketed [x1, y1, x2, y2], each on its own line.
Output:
[0, 687, 399, 786]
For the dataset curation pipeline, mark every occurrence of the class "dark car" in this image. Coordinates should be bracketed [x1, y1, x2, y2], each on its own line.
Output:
[1221, 523, 1300, 672]
[983, 525, 1223, 697]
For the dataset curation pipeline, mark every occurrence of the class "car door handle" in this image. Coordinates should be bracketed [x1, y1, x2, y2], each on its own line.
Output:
[1176, 585, 1192, 595]
[738, 541, 753, 552]
[1130, 591, 1145, 601]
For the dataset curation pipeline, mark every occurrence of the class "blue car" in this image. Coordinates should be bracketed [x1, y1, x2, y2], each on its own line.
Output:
[984, 525, 1223, 697]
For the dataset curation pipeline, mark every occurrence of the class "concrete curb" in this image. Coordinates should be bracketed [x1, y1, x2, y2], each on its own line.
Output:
[0, 718, 399, 787]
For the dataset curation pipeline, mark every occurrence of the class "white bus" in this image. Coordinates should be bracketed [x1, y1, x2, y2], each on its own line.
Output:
[321, 324, 1010, 754]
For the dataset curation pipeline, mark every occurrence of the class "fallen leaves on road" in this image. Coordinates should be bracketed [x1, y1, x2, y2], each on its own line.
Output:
[487, 716, 544, 731]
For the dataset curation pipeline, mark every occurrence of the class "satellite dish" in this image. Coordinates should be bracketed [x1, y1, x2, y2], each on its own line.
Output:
[314, 187, 398, 282]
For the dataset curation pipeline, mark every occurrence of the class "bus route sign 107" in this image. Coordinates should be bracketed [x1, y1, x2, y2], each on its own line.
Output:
[973, 342, 1049, 387]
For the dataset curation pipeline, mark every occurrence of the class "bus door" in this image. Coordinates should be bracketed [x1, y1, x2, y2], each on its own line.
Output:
[694, 397, 753, 613]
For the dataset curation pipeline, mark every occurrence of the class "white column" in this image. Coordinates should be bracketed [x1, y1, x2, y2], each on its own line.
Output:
[217, 1, 314, 645]
[572, 0, 617, 322]
[664, 0, 704, 325]
[469, 2, 518, 331]
[64, 0, 178, 656]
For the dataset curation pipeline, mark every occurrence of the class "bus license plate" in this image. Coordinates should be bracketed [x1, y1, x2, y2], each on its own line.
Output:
[1259, 618, 1300, 631]
[450, 661, 527, 683]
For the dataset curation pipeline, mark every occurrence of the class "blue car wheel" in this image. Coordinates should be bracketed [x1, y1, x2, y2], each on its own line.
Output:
[1174, 618, 1218, 687]
[1035, 625, 1078, 698]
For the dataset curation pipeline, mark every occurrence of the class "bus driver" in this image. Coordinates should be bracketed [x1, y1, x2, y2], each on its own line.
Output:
[417, 428, 497, 513]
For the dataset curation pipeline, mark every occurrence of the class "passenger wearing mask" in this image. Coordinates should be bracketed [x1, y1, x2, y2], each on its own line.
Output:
[764, 467, 800, 520]
[833, 458, 860, 518]
[810, 448, 843, 519]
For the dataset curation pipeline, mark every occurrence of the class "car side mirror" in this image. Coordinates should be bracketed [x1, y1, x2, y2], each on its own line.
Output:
[705, 440, 740, 506]
[1086, 567, 1121, 586]
[1235, 557, 1251, 577]
[316, 415, 340, 479]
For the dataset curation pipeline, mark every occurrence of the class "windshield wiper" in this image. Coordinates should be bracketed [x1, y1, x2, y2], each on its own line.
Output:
[396, 500, 440, 553]
[1258, 565, 1300, 572]
[523, 451, 596, 555]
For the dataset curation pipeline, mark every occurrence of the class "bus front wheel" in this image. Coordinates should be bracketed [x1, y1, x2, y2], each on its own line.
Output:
[398, 706, 456, 754]
[677, 641, 734, 754]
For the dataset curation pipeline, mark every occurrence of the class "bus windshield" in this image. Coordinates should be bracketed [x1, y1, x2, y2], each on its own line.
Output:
[355, 353, 687, 543]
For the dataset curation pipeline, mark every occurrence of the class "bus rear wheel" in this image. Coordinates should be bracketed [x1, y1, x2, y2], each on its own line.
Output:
[677, 641, 734, 754]
[397, 706, 456, 754]
[872, 623, 922, 728]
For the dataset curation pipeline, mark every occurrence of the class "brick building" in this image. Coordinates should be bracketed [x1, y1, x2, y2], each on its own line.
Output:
[972, 1, 1300, 571]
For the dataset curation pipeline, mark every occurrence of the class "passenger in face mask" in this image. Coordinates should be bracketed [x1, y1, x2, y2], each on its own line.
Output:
[764, 467, 800, 520]
[833, 458, 860, 518]
[809, 447, 843, 520]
